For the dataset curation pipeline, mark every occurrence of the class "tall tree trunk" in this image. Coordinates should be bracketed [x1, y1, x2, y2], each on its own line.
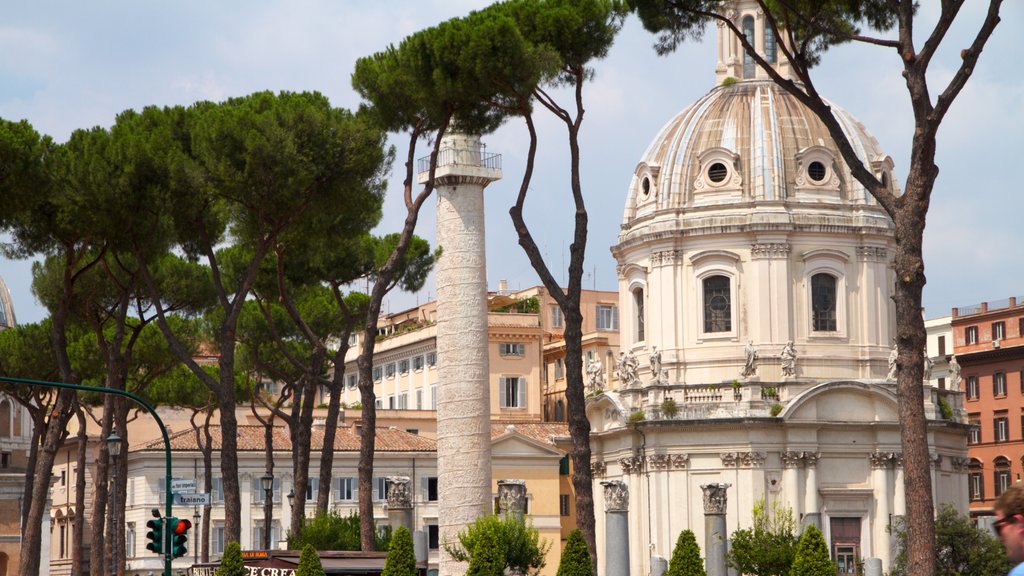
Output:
[89, 399, 113, 576]
[72, 405, 87, 576]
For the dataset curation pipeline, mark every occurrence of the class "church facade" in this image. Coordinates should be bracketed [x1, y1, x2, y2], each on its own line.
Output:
[585, 3, 969, 574]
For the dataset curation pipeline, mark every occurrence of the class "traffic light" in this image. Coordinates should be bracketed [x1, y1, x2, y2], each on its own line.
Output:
[168, 517, 192, 558]
[145, 508, 163, 554]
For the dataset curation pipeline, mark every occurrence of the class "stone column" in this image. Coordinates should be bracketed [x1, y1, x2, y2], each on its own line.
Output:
[781, 451, 802, 519]
[869, 454, 891, 568]
[602, 480, 630, 576]
[386, 476, 413, 532]
[701, 483, 731, 576]
[497, 480, 527, 516]
[430, 132, 502, 576]
[802, 453, 821, 530]
[892, 454, 905, 517]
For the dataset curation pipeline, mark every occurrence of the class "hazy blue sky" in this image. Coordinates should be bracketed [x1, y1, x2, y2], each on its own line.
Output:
[1, 1, 1020, 325]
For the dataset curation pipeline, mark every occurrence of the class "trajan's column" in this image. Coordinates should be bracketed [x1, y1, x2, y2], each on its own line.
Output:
[423, 132, 501, 575]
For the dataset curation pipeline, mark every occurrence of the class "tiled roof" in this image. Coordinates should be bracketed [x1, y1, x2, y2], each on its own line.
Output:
[491, 421, 570, 446]
[137, 424, 436, 453]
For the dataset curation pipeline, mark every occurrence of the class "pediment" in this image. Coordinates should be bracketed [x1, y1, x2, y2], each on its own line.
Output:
[491, 433, 563, 458]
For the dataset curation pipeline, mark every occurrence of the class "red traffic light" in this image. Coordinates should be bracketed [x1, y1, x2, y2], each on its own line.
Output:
[171, 518, 192, 535]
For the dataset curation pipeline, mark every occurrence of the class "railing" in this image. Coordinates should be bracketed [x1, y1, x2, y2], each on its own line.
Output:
[417, 146, 502, 174]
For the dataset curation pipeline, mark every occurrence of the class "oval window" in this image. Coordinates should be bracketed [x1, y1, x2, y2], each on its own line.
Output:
[641, 176, 651, 196]
[707, 162, 728, 183]
[808, 161, 827, 182]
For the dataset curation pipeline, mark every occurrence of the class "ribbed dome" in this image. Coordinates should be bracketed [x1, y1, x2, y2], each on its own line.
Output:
[623, 80, 897, 226]
[0, 276, 15, 329]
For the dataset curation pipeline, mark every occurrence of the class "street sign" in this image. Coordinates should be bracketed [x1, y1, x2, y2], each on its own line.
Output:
[173, 492, 210, 506]
[171, 478, 197, 493]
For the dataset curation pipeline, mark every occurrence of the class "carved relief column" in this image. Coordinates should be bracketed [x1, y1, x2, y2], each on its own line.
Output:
[802, 453, 821, 529]
[781, 451, 803, 519]
[497, 479, 527, 516]
[386, 476, 413, 532]
[602, 480, 631, 576]
[750, 242, 791, 345]
[701, 483, 731, 576]
[869, 454, 891, 568]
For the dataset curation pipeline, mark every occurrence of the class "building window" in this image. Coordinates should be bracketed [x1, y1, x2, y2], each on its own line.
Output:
[388, 395, 395, 409]
[375, 399, 382, 409]
[995, 457, 1012, 497]
[551, 306, 564, 328]
[703, 275, 732, 333]
[1019, 316, 1024, 338]
[252, 521, 281, 550]
[398, 393, 408, 410]
[306, 478, 319, 500]
[633, 287, 645, 342]
[937, 335, 946, 357]
[937, 377, 946, 391]
[428, 524, 439, 549]
[555, 357, 565, 380]
[742, 15, 755, 78]
[333, 477, 355, 501]
[966, 326, 978, 345]
[212, 522, 225, 556]
[373, 366, 382, 381]
[554, 399, 566, 422]
[398, 359, 409, 374]
[499, 342, 526, 357]
[966, 376, 979, 400]
[431, 384, 438, 410]
[347, 374, 357, 390]
[427, 352, 437, 367]
[385, 363, 396, 378]
[413, 356, 423, 371]
[372, 477, 388, 502]
[560, 494, 571, 517]
[126, 522, 136, 558]
[968, 414, 980, 444]
[969, 460, 984, 501]
[764, 24, 777, 63]
[251, 476, 281, 504]
[993, 321, 1006, 341]
[500, 376, 527, 409]
[212, 477, 224, 503]
[811, 273, 837, 332]
[425, 477, 439, 502]
[597, 305, 619, 331]
[994, 372, 1007, 397]
[416, 389, 423, 410]
[995, 414, 1009, 442]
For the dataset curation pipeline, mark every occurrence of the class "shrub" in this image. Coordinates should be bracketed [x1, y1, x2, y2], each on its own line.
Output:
[557, 529, 592, 576]
[215, 541, 246, 576]
[937, 396, 953, 420]
[445, 513, 550, 576]
[661, 398, 679, 418]
[789, 525, 835, 576]
[770, 403, 783, 416]
[889, 503, 1012, 576]
[628, 410, 646, 424]
[382, 526, 417, 576]
[297, 543, 326, 576]
[288, 510, 390, 551]
[727, 498, 797, 576]
[667, 529, 705, 576]
[722, 76, 739, 86]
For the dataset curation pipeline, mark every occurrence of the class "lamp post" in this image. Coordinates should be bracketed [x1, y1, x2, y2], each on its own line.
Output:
[260, 472, 274, 551]
[107, 426, 123, 576]
[193, 508, 200, 565]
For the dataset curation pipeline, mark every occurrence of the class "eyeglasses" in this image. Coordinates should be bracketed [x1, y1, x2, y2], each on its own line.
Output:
[995, 515, 1019, 534]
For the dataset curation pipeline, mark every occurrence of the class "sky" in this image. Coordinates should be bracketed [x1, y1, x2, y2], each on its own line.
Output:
[1, 1, 1021, 325]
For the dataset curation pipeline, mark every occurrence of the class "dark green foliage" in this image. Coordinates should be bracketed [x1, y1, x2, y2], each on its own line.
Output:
[466, 525, 505, 576]
[382, 526, 417, 576]
[445, 513, 550, 576]
[667, 529, 705, 576]
[727, 498, 798, 576]
[557, 529, 593, 576]
[215, 541, 246, 576]
[889, 504, 1011, 576]
[789, 525, 834, 576]
[287, 511, 390, 551]
[296, 544, 326, 576]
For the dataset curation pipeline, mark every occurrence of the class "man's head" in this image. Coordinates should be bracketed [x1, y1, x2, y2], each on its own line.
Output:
[994, 483, 1024, 562]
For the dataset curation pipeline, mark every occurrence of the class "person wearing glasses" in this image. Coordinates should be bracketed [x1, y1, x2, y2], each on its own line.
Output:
[995, 484, 1024, 574]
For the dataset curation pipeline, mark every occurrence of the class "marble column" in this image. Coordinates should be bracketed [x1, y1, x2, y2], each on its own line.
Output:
[386, 476, 413, 533]
[497, 479, 527, 516]
[869, 454, 891, 568]
[892, 454, 905, 517]
[782, 451, 802, 519]
[602, 480, 630, 576]
[802, 453, 821, 529]
[431, 132, 502, 576]
[701, 483, 731, 576]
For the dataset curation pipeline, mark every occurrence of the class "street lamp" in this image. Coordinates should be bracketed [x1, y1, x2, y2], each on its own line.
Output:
[260, 472, 274, 551]
[107, 426, 123, 576]
[192, 508, 201, 565]
[286, 489, 295, 511]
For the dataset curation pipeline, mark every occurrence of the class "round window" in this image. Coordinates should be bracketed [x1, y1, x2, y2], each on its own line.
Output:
[641, 176, 651, 196]
[707, 162, 728, 183]
[808, 161, 827, 182]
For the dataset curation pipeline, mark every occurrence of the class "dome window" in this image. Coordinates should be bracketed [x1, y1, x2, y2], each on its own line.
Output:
[808, 161, 827, 182]
[707, 162, 729, 183]
[641, 176, 651, 197]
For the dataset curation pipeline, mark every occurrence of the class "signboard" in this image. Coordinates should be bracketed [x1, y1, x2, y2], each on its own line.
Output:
[174, 492, 211, 506]
[172, 478, 197, 493]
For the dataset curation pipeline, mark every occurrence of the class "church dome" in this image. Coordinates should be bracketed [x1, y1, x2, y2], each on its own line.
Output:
[0, 276, 15, 329]
[623, 80, 898, 227]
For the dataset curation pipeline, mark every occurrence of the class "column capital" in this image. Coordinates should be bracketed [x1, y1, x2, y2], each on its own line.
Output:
[601, 480, 629, 512]
[701, 483, 731, 515]
[496, 479, 527, 515]
[385, 476, 412, 510]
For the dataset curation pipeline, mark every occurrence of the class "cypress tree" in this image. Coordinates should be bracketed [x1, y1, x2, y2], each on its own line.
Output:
[215, 541, 246, 576]
[382, 526, 417, 576]
[557, 529, 593, 576]
[789, 525, 835, 576]
[296, 543, 327, 576]
[667, 529, 706, 576]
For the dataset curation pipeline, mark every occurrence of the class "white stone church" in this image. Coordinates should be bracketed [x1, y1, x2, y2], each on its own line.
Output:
[585, 3, 969, 574]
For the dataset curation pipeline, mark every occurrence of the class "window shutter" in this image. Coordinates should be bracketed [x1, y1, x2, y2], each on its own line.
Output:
[499, 378, 508, 408]
[422, 476, 429, 501]
[352, 477, 358, 500]
[372, 477, 379, 501]
[332, 478, 342, 501]
[517, 377, 527, 408]
[274, 477, 281, 503]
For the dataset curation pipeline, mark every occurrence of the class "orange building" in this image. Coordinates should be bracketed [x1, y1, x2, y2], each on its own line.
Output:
[952, 297, 1024, 518]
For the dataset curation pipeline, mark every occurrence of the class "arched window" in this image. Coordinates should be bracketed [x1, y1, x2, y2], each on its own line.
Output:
[742, 16, 756, 78]
[632, 287, 645, 342]
[995, 456, 1012, 497]
[811, 273, 837, 332]
[703, 275, 731, 333]
[764, 24, 777, 63]
[0, 400, 9, 438]
[968, 459, 984, 501]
